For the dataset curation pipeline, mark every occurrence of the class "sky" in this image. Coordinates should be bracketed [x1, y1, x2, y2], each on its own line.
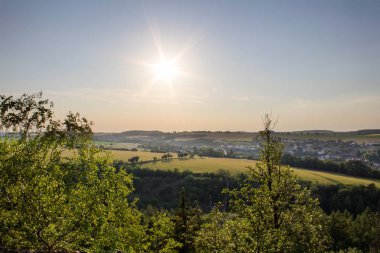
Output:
[0, 0, 379, 132]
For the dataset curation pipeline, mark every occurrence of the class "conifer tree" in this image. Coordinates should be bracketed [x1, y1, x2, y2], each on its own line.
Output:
[173, 188, 202, 253]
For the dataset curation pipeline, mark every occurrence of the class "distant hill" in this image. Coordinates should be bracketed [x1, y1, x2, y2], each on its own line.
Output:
[95, 129, 380, 136]
[279, 130, 335, 135]
[120, 130, 165, 136]
[93, 129, 380, 144]
[350, 129, 380, 135]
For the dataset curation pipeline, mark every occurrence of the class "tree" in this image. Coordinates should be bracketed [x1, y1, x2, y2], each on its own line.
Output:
[328, 208, 380, 252]
[328, 210, 354, 251]
[162, 153, 173, 161]
[195, 205, 251, 252]
[230, 115, 330, 252]
[0, 93, 147, 252]
[144, 209, 182, 253]
[173, 188, 202, 253]
[177, 152, 189, 160]
[199, 114, 330, 253]
[128, 155, 140, 165]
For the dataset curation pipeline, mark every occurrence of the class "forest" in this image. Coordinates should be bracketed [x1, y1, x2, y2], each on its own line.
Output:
[1, 93, 379, 252]
[119, 166, 380, 216]
[281, 154, 380, 180]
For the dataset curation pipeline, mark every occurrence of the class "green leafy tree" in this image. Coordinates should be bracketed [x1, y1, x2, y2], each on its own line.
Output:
[228, 115, 330, 252]
[0, 93, 147, 252]
[198, 114, 330, 253]
[329, 208, 380, 252]
[195, 205, 251, 253]
[144, 209, 182, 253]
[328, 210, 354, 251]
[128, 155, 140, 165]
[351, 208, 380, 252]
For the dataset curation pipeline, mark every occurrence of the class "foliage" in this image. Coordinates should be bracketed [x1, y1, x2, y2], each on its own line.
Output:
[118, 166, 242, 211]
[173, 188, 202, 253]
[0, 93, 148, 252]
[195, 205, 252, 252]
[2, 94, 379, 252]
[328, 208, 380, 252]
[107, 148, 380, 186]
[282, 154, 380, 179]
[313, 183, 380, 216]
[223, 115, 330, 252]
[363, 149, 380, 163]
[138, 153, 380, 186]
[143, 208, 182, 253]
[128, 155, 140, 165]
[162, 153, 174, 161]
[117, 164, 380, 215]
[177, 152, 189, 159]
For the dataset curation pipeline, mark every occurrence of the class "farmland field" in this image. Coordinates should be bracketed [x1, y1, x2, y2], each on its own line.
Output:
[109, 150, 173, 161]
[93, 141, 139, 149]
[107, 150, 380, 187]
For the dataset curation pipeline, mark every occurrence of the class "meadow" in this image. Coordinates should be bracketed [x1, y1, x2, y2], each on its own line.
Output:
[109, 150, 170, 161]
[108, 150, 380, 187]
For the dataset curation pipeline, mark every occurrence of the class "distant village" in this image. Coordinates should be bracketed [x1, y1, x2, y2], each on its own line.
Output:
[221, 138, 380, 169]
[36, 130, 380, 170]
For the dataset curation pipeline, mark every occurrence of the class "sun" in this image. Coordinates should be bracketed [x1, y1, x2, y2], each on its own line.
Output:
[153, 58, 179, 81]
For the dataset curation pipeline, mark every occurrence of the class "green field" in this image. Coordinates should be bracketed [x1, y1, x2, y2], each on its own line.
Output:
[93, 141, 139, 149]
[109, 150, 173, 161]
[107, 150, 380, 187]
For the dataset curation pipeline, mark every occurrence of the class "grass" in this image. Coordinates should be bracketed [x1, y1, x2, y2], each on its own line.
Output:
[93, 141, 139, 149]
[106, 150, 380, 187]
[292, 168, 380, 186]
[109, 150, 172, 161]
[144, 157, 256, 173]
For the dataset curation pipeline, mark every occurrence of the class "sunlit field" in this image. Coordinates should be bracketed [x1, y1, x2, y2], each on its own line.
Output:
[109, 150, 174, 161]
[107, 150, 380, 187]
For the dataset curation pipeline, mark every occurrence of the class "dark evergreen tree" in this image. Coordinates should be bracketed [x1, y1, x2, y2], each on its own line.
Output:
[173, 188, 202, 253]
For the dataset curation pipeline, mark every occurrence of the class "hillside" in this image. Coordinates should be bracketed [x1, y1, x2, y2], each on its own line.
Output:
[108, 150, 380, 187]
[94, 129, 380, 143]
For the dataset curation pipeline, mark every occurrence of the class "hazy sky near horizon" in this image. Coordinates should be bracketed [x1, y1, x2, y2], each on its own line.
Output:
[1, 0, 379, 132]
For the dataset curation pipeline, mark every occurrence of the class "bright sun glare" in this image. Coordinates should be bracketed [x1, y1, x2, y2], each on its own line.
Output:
[153, 59, 179, 81]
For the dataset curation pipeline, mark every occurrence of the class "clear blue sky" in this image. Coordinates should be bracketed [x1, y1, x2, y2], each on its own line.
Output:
[1, 0, 379, 132]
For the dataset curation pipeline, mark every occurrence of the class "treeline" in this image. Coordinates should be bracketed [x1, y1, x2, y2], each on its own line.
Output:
[328, 208, 380, 252]
[115, 162, 380, 216]
[172, 147, 237, 158]
[282, 154, 380, 179]
[113, 164, 380, 252]
[312, 183, 380, 216]
[117, 164, 242, 210]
